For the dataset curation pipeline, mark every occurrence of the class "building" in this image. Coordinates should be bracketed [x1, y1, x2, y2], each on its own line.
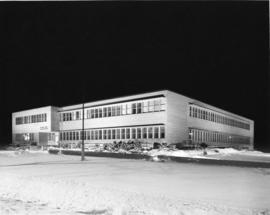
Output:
[12, 90, 254, 149]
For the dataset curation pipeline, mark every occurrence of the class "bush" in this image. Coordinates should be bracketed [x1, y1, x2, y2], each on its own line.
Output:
[153, 142, 161, 149]
[200, 142, 208, 149]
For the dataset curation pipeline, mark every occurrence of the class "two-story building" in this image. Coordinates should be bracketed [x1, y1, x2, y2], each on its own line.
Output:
[12, 90, 254, 149]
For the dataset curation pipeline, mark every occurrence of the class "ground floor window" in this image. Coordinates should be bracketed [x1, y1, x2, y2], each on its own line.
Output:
[60, 125, 165, 142]
[189, 128, 250, 145]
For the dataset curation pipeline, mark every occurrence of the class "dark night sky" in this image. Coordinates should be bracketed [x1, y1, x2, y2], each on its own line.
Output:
[0, 2, 269, 151]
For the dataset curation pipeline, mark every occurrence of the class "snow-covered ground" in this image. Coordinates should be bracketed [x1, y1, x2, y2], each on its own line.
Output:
[0, 150, 270, 215]
[147, 148, 270, 163]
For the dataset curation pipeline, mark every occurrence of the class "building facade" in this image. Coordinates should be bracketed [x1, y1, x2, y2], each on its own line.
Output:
[12, 90, 254, 149]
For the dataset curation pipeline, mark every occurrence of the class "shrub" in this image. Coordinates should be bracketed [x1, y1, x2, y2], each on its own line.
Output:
[153, 142, 161, 149]
[200, 142, 208, 149]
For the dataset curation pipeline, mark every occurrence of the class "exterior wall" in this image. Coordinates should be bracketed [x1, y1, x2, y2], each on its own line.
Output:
[51, 106, 60, 132]
[12, 106, 53, 134]
[12, 106, 59, 146]
[166, 91, 190, 144]
[59, 94, 167, 146]
[165, 91, 254, 149]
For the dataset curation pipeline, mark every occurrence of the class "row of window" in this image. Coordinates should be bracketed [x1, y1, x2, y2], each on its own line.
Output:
[61, 98, 165, 121]
[189, 128, 250, 145]
[15, 113, 47, 125]
[15, 133, 34, 141]
[48, 133, 56, 141]
[60, 126, 165, 141]
[189, 106, 250, 130]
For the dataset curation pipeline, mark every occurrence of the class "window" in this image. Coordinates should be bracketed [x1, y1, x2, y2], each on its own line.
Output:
[154, 99, 161, 111]
[137, 128, 141, 139]
[91, 130, 94, 140]
[91, 109, 95, 118]
[143, 127, 147, 139]
[108, 129, 111, 139]
[154, 127, 159, 138]
[160, 126, 165, 138]
[132, 103, 137, 114]
[116, 129, 121, 139]
[72, 132, 75, 140]
[99, 130, 102, 140]
[126, 128, 130, 139]
[127, 103, 132, 114]
[160, 99, 166, 111]
[95, 130, 98, 140]
[103, 130, 107, 140]
[132, 128, 136, 139]
[99, 108, 102, 118]
[103, 107, 107, 117]
[137, 103, 142, 113]
[108, 107, 112, 117]
[87, 131, 90, 140]
[112, 129, 116, 139]
[87, 110, 91, 119]
[148, 127, 153, 139]
[112, 106, 116, 116]
[143, 101, 148, 113]
[95, 109, 99, 118]
[148, 100, 154, 112]
[121, 104, 126, 115]
[76, 111, 80, 120]
[116, 106, 121, 116]
[121, 128, 125, 139]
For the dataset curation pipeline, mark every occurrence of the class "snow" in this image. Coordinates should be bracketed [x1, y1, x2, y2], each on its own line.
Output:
[0, 150, 270, 215]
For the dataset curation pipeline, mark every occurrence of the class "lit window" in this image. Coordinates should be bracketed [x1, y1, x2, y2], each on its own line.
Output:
[148, 101, 154, 112]
[122, 104, 126, 115]
[154, 99, 161, 111]
[127, 104, 132, 114]
[143, 101, 148, 112]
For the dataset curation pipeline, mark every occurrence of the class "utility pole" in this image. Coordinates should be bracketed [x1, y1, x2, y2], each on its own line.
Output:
[81, 102, 85, 161]
[81, 75, 85, 161]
